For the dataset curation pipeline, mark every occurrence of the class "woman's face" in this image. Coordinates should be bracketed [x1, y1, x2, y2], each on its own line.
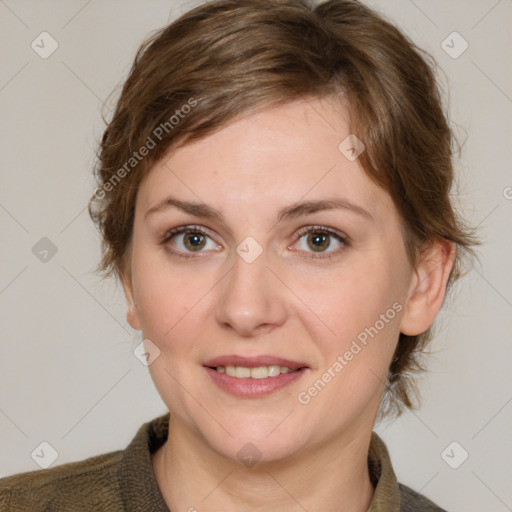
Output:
[125, 97, 417, 463]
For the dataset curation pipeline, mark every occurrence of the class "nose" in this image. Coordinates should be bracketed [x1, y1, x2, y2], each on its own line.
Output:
[214, 246, 288, 338]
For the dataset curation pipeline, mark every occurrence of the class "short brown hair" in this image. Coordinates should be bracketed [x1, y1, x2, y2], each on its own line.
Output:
[89, 0, 476, 417]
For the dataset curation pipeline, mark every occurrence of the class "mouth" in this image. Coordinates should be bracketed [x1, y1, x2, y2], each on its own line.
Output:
[203, 355, 309, 397]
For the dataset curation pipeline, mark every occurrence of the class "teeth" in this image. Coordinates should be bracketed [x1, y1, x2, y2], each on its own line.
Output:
[217, 365, 298, 379]
[235, 366, 251, 378]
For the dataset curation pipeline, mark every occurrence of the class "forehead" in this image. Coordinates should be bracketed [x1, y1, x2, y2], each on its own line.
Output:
[136, 97, 395, 224]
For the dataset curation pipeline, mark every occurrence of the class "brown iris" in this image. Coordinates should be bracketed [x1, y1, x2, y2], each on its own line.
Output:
[183, 232, 207, 251]
[307, 232, 330, 252]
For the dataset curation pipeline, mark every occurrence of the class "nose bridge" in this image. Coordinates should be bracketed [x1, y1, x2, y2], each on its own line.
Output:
[214, 240, 286, 335]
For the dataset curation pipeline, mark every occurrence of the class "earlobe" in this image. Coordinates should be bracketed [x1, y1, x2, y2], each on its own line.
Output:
[400, 239, 456, 336]
[121, 273, 142, 331]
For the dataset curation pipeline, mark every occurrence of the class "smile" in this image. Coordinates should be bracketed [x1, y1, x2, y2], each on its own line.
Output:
[203, 355, 309, 398]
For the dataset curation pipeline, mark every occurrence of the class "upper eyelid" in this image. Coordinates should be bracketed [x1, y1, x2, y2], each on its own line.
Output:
[295, 225, 347, 240]
[163, 224, 212, 239]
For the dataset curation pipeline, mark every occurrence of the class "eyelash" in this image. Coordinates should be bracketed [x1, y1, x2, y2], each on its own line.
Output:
[161, 224, 350, 260]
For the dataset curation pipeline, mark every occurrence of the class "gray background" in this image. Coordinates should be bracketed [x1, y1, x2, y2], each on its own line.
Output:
[0, 1, 511, 510]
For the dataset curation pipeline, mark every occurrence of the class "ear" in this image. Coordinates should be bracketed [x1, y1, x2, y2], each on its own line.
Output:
[400, 239, 456, 336]
[121, 267, 142, 331]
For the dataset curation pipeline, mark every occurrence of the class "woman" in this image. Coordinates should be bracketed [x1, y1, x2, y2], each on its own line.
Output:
[0, 0, 475, 510]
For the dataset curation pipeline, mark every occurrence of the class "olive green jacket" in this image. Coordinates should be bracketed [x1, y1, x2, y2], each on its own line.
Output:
[0, 413, 446, 511]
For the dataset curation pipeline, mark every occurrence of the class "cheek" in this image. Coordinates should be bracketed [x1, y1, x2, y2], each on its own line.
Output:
[303, 253, 406, 344]
[295, 268, 404, 426]
[297, 245, 408, 407]
[130, 243, 192, 340]
[130, 242, 223, 365]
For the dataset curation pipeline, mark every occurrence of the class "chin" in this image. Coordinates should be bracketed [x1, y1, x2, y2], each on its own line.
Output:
[197, 414, 310, 466]
[222, 435, 304, 467]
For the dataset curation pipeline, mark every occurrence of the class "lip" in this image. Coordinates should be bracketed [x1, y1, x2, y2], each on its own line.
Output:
[205, 367, 308, 398]
[203, 355, 310, 398]
[203, 355, 308, 370]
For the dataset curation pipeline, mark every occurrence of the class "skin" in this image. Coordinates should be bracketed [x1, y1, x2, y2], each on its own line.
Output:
[122, 96, 455, 512]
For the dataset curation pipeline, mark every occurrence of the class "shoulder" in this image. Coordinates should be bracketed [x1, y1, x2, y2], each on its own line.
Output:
[398, 482, 448, 512]
[0, 449, 124, 512]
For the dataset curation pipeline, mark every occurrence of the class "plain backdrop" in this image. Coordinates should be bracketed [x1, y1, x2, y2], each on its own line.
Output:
[0, 1, 511, 510]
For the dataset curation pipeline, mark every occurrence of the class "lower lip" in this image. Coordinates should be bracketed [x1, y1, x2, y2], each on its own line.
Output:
[204, 367, 308, 398]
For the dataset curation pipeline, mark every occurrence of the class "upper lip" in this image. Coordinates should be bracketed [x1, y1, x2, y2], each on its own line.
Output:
[203, 355, 308, 370]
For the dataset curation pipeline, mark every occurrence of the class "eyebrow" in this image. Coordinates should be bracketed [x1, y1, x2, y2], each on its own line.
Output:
[144, 196, 374, 224]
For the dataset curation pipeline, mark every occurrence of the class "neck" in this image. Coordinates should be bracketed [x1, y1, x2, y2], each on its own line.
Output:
[152, 418, 375, 512]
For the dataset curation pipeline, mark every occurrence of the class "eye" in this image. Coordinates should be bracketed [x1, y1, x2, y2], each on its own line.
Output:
[162, 225, 221, 256]
[292, 226, 348, 258]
